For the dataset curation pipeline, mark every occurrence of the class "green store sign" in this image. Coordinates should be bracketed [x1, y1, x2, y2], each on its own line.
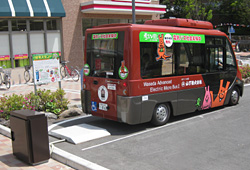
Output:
[139, 31, 205, 44]
[32, 52, 60, 61]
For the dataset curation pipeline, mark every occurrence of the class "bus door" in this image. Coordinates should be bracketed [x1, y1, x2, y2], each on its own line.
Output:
[85, 31, 125, 120]
[203, 37, 237, 108]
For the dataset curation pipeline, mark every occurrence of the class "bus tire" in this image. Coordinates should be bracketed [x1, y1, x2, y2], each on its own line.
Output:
[229, 86, 240, 106]
[151, 103, 170, 126]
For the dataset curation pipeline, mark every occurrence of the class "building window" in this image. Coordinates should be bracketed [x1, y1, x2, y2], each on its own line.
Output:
[46, 20, 60, 30]
[30, 20, 44, 31]
[12, 20, 27, 31]
[47, 32, 61, 53]
[82, 19, 92, 36]
[30, 33, 45, 53]
[0, 20, 8, 31]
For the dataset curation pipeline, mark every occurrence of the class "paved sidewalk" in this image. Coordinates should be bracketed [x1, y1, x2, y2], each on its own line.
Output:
[0, 134, 74, 170]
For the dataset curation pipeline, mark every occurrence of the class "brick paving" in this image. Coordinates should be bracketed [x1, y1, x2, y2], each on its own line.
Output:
[0, 134, 74, 170]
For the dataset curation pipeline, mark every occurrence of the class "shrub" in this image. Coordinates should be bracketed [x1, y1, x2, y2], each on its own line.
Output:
[0, 89, 69, 120]
[239, 64, 250, 79]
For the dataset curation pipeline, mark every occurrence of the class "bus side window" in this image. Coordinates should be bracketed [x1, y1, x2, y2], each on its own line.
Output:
[140, 42, 173, 79]
[141, 53, 151, 77]
[207, 47, 224, 72]
[178, 44, 189, 75]
[186, 43, 206, 74]
[226, 40, 236, 70]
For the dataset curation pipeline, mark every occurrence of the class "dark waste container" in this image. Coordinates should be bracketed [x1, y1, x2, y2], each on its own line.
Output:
[10, 110, 50, 165]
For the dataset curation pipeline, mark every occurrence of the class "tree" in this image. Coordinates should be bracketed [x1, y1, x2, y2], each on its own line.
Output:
[216, 0, 250, 25]
[162, 0, 218, 21]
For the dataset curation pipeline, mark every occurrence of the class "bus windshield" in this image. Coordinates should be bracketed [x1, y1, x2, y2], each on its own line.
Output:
[86, 31, 124, 79]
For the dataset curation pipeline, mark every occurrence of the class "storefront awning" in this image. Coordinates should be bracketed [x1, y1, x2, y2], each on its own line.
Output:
[0, 0, 65, 17]
[81, 1, 166, 15]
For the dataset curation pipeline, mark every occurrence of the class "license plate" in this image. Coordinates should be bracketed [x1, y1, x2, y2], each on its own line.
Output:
[108, 84, 116, 90]
[99, 103, 108, 111]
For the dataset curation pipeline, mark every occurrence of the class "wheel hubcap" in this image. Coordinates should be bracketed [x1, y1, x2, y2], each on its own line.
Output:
[231, 90, 239, 104]
[156, 106, 168, 122]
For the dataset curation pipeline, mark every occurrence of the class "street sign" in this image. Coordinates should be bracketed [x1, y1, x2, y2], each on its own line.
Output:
[228, 26, 235, 33]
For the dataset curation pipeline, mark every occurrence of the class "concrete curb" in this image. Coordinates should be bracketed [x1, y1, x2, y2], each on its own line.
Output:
[0, 124, 11, 138]
[51, 146, 108, 170]
[0, 125, 108, 170]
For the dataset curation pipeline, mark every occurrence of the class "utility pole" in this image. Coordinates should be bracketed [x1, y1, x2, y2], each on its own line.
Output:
[132, 0, 136, 24]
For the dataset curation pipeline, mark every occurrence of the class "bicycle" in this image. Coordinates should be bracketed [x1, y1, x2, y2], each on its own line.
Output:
[0, 65, 11, 89]
[60, 61, 80, 82]
[24, 65, 33, 83]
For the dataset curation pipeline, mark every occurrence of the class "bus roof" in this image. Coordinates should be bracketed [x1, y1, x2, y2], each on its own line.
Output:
[87, 19, 227, 37]
[88, 26, 226, 38]
[144, 18, 213, 29]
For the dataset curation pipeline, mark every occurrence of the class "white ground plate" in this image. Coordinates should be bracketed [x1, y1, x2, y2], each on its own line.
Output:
[49, 124, 110, 144]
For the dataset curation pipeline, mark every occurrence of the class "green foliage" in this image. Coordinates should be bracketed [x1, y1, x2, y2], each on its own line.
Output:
[162, 0, 218, 21]
[0, 89, 69, 120]
[217, 0, 250, 25]
[239, 65, 250, 79]
[161, 0, 250, 29]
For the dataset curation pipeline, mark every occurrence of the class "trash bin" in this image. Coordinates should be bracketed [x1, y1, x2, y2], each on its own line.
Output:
[10, 110, 50, 165]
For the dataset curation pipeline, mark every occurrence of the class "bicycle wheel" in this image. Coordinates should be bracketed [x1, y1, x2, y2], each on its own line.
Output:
[71, 69, 80, 82]
[60, 66, 66, 78]
[0, 74, 2, 85]
[5, 80, 11, 89]
[24, 70, 30, 83]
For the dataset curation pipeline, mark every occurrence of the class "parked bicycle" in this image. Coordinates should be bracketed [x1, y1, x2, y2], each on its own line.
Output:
[60, 61, 80, 82]
[0, 65, 11, 89]
[24, 65, 33, 83]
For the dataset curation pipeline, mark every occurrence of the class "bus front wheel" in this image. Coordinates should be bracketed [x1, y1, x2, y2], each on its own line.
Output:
[151, 103, 170, 126]
[229, 86, 240, 106]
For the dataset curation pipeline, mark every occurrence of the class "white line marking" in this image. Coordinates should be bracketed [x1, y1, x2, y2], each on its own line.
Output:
[81, 106, 232, 151]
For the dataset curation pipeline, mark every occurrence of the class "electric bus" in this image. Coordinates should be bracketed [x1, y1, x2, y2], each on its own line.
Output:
[81, 18, 244, 126]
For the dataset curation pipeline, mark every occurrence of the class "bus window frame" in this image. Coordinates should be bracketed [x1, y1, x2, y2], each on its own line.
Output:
[139, 41, 208, 79]
[205, 35, 237, 73]
[86, 31, 125, 79]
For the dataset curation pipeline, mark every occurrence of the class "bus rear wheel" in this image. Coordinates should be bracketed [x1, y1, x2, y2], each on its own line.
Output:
[229, 86, 240, 106]
[151, 103, 170, 126]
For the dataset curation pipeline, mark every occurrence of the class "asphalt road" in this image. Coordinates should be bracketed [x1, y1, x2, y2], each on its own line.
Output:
[53, 85, 250, 170]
